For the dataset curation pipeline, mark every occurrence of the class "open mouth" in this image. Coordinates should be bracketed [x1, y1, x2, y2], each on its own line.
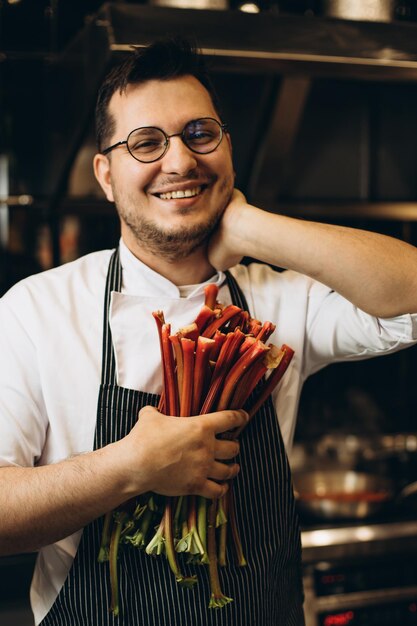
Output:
[157, 185, 205, 200]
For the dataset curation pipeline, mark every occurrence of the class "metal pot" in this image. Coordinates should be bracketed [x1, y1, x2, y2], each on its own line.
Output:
[293, 469, 395, 520]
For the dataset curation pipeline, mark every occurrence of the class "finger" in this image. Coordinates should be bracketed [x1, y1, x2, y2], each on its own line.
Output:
[214, 438, 240, 460]
[209, 461, 240, 482]
[202, 409, 249, 435]
[200, 480, 229, 500]
[138, 404, 159, 419]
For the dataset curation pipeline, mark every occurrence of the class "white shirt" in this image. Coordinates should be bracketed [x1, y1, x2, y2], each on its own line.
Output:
[1, 238, 416, 624]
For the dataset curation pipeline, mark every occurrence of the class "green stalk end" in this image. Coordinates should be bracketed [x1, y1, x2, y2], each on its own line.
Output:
[177, 575, 198, 589]
[97, 546, 109, 563]
[208, 593, 233, 609]
[109, 510, 129, 616]
[98, 510, 114, 563]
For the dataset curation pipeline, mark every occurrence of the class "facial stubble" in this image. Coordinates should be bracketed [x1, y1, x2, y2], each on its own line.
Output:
[113, 179, 233, 262]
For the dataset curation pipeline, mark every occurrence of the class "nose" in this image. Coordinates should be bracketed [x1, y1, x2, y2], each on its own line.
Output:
[160, 135, 198, 176]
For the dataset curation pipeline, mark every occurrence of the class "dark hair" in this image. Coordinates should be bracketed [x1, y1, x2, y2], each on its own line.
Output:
[95, 37, 221, 152]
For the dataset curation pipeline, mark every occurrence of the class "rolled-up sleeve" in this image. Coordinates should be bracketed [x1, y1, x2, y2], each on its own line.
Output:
[304, 287, 417, 376]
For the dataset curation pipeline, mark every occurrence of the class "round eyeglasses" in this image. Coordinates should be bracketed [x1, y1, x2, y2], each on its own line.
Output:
[101, 117, 228, 164]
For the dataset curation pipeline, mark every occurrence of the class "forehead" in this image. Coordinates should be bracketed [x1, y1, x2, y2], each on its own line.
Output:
[108, 75, 219, 136]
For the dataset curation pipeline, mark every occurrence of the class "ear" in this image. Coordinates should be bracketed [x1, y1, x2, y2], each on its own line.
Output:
[93, 153, 115, 202]
[225, 131, 233, 155]
[225, 132, 236, 180]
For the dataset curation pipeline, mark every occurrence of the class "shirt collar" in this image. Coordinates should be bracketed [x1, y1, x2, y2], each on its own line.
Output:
[119, 238, 225, 299]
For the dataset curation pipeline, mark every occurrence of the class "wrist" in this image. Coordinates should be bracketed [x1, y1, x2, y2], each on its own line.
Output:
[99, 438, 151, 502]
[230, 202, 263, 259]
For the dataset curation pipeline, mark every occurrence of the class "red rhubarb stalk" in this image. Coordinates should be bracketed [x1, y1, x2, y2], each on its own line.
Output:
[247, 317, 262, 337]
[177, 322, 199, 342]
[209, 330, 227, 361]
[231, 344, 286, 409]
[256, 321, 276, 343]
[194, 305, 216, 333]
[237, 335, 257, 356]
[216, 341, 269, 411]
[247, 344, 294, 419]
[202, 305, 242, 338]
[161, 323, 179, 416]
[227, 311, 246, 331]
[200, 329, 245, 414]
[192, 336, 215, 415]
[207, 499, 233, 608]
[169, 335, 183, 404]
[217, 493, 229, 567]
[153, 311, 168, 413]
[230, 358, 267, 409]
[164, 497, 197, 587]
[204, 283, 219, 309]
[227, 486, 247, 567]
[180, 338, 195, 417]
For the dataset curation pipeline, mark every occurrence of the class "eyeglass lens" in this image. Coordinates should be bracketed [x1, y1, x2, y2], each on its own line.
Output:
[127, 118, 223, 162]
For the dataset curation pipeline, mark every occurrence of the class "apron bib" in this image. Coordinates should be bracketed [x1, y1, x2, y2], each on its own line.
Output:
[41, 248, 304, 626]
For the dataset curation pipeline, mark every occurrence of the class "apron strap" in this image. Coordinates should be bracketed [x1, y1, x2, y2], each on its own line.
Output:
[100, 248, 122, 386]
[224, 269, 250, 313]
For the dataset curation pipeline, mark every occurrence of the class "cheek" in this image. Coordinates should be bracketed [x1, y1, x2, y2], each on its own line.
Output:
[112, 160, 157, 193]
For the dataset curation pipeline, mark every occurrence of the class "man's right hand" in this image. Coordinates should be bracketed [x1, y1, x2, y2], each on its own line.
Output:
[0, 406, 247, 555]
[116, 405, 248, 500]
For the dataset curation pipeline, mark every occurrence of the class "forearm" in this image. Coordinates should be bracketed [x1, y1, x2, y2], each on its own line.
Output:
[0, 407, 246, 556]
[0, 442, 138, 555]
[215, 200, 417, 317]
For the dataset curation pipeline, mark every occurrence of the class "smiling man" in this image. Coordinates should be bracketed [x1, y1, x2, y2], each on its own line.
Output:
[1, 37, 417, 626]
[94, 63, 235, 282]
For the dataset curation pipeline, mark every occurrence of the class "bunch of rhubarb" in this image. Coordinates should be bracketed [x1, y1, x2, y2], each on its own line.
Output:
[98, 283, 294, 614]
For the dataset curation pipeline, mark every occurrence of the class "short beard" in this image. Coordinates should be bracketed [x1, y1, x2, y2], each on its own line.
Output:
[113, 173, 234, 262]
[121, 210, 222, 262]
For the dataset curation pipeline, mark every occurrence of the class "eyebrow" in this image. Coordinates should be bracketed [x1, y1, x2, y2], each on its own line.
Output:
[133, 127, 162, 134]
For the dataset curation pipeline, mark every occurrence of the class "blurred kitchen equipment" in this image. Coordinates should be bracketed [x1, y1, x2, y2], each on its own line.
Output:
[149, 0, 229, 8]
[310, 433, 417, 466]
[320, 0, 411, 23]
[293, 469, 394, 519]
[293, 468, 417, 520]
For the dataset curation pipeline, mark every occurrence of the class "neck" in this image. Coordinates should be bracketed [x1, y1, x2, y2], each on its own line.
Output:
[122, 236, 216, 286]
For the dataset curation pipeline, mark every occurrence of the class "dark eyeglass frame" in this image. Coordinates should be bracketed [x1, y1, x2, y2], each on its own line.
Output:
[101, 117, 228, 163]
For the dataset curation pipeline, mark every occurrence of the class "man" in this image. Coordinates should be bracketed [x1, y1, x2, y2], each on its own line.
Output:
[1, 38, 417, 626]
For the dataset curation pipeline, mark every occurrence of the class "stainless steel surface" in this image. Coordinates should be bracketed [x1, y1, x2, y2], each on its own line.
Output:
[100, 3, 417, 81]
[149, 0, 228, 8]
[321, 0, 397, 22]
[301, 519, 417, 625]
[294, 469, 394, 519]
[301, 519, 417, 562]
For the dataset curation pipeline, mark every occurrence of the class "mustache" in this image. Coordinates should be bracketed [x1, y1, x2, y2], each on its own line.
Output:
[148, 173, 216, 190]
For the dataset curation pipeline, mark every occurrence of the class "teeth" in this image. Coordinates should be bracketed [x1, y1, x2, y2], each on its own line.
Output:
[159, 186, 202, 200]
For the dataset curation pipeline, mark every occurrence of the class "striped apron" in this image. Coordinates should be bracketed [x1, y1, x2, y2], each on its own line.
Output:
[40, 248, 305, 626]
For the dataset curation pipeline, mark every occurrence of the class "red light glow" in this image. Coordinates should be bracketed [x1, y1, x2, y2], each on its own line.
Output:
[321, 574, 345, 585]
[324, 610, 355, 626]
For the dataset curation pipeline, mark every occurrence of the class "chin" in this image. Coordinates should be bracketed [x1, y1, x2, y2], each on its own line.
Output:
[122, 214, 216, 262]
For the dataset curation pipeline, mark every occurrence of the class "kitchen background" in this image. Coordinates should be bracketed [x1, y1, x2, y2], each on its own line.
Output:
[2, 1, 417, 624]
